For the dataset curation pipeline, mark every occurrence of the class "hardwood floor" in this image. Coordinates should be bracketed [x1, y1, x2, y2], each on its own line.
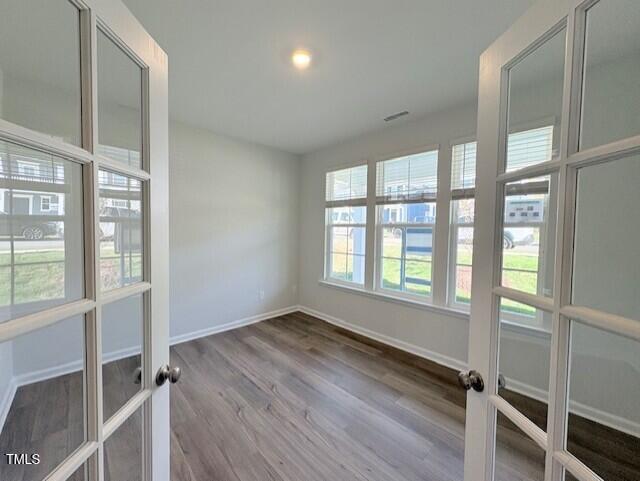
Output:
[169, 311, 468, 481]
[1, 311, 638, 481]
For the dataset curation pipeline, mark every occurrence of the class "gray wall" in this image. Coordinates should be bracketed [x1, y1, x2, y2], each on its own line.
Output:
[169, 120, 300, 339]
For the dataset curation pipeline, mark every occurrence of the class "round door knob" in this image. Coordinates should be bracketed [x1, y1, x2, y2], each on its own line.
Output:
[155, 365, 182, 386]
[458, 369, 485, 392]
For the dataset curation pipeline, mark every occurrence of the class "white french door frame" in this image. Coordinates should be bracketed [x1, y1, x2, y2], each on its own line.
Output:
[0, 1, 169, 480]
[465, 1, 640, 481]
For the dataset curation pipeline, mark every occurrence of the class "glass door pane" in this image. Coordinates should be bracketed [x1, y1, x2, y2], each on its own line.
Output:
[501, 174, 557, 298]
[498, 299, 552, 429]
[104, 407, 143, 481]
[572, 153, 640, 321]
[0, 140, 85, 322]
[0, 315, 86, 481]
[97, 30, 143, 168]
[102, 294, 143, 421]
[505, 28, 566, 172]
[99, 170, 143, 291]
[566, 321, 640, 481]
[494, 412, 545, 481]
[0, 0, 82, 145]
[579, 0, 640, 150]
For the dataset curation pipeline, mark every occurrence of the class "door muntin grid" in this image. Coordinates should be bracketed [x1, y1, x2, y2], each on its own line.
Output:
[0, 1, 163, 480]
[486, 2, 640, 481]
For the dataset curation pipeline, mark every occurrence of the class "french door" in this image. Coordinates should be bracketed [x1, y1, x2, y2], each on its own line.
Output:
[464, 0, 639, 480]
[0, 1, 169, 480]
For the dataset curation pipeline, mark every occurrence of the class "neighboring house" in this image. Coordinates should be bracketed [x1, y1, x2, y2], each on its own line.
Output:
[0, 190, 62, 217]
[0, 156, 65, 240]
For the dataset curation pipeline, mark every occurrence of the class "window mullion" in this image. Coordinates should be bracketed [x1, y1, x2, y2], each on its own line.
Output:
[432, 143, 449, 306]
[400, 227, 407, 291]
[364, 158, 376, 290]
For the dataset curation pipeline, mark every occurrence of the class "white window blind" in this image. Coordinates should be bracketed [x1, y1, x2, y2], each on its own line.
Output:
[325, 165, 367, 207]
[451, 141, 477, 198]
[376, 149, 438, 204]
[506, 125, 554, 172]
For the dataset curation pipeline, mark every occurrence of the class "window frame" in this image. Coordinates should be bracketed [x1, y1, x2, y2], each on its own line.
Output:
[318, 122, 567, 331]
[40, 195, 52, 212]
[447, 136, 477, 311]
[375, 206, 436, 301]
[373, 145, 440, 302]
[448, 196, 475, 310]
[323, 163, 368, 287]
[324, 207, 367, 286]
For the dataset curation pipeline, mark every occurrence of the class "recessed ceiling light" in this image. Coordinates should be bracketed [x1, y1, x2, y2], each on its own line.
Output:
[291, 49, 312, 70]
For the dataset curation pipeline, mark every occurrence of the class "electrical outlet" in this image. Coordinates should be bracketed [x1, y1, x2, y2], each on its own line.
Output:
[259, 289, 265, 301]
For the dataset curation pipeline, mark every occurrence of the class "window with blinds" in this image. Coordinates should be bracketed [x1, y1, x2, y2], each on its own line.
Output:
[376, 149, 438, 204]
[506, 125, 554, 172]
[450, 141, 477, 308]
[325, 165, 368, 285]
[451, 141, 477, 199]
[325, 164, 367, 206]
[376, 149, 438, 298]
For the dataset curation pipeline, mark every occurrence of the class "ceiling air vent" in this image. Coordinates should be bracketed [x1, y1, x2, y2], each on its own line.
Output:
[384, 111, 409, 122]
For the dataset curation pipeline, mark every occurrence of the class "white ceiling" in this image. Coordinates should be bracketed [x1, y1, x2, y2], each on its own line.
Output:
[123, 0, 536, 154]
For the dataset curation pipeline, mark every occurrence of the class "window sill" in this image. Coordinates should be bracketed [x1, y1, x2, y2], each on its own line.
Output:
[318, 279, 470, 321]
[318, 280, 553, 340]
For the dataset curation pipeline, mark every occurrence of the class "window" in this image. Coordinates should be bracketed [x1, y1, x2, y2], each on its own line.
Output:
[449, 141, 476, 308]
[324, 165, 367, 285]
[40, 196, 52, 212]
[376, 149, 438, 297]
[319, 125, 555, 318]
[16, 161, 39, 178]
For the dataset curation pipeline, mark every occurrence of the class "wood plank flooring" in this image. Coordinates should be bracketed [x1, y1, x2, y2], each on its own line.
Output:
[1, 311, 638, 481]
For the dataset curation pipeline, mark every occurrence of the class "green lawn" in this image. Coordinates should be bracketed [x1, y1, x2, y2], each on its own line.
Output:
[332, 233, 540, 313]
[381, 257, 431, 296]
[0, 244, 142, 306]
[456, 245, 539, 315]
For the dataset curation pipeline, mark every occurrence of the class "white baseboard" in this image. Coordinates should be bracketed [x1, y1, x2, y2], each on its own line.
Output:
[0, 378, 17, 433]
[169, 305, 299, 346]
[0, 306, 298, 433]
[297, 305, 468, 372]
[2, 303, 637, 442]
[505, 378, 640, 439]
[299, 305, 640, 439]
[13, 346, 142, 389]
[9, 305, 300, 391]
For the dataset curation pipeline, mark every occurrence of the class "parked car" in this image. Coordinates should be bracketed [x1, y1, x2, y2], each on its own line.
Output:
[456, 215, 535, 249]
[503, 228, 536, 249]
[0, 211, 60, 240]
[99, 206, 141, 240]
[99, 206, 142, 253]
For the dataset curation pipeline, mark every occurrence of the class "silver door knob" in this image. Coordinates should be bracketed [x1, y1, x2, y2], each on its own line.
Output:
[155, 365, 181, 386]
[458, 370, 485, 392]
